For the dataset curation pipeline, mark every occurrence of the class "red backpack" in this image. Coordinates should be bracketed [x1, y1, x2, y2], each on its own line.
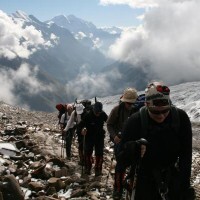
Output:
[56, 104, 66, 123]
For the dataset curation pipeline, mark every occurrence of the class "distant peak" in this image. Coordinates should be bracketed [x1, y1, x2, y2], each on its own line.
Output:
[67, 14, 77, 19]
[53, 14, 67, 19]
[13, 10, 30, 20]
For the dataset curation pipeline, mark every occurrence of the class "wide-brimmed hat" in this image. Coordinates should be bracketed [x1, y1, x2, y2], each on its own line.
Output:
[121, 88, 138, 103]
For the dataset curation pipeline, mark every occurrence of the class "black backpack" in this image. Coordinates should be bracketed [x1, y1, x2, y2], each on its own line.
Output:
[80, 99, 92, 113]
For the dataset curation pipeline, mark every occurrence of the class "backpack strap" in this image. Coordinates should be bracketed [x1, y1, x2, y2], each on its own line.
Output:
[170, 106, 180, 135]
[117, 102, 124, 124]
[139, 106, 149, 138]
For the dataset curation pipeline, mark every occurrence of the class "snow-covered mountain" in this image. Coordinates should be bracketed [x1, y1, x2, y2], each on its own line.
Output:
[46, 15, 121, 52]
[0, 10, 114, 111]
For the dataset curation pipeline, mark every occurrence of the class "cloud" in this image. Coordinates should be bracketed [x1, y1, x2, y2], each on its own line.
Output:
[99, 0, 157, 8]
[108, 0, 200, 85]
[0, 10, 52, 59]
[0, 63, 53, 108]
[65, 66, 122, 99]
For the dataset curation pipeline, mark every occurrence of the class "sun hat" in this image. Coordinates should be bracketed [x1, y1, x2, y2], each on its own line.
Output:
[76, 104, 85, 115]
[145, 81, 170, 107]
[121, 88, 138, 103]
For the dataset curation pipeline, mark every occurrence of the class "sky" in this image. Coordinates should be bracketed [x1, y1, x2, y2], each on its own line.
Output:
[0, 0, 146, 27]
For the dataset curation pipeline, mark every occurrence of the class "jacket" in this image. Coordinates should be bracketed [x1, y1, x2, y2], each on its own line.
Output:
[120, 107, 192, 190]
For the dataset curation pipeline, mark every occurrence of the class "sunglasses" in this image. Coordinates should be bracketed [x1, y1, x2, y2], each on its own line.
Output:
[152, 99, 169, 106]
[148, 108, 170, 115]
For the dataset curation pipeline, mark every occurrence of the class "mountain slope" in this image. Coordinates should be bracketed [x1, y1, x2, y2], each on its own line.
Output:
[46, 14, 121, 52]
[0, 11, 114, 111]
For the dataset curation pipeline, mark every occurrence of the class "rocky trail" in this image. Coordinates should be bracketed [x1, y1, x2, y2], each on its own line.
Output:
[0, 101, 199, 200]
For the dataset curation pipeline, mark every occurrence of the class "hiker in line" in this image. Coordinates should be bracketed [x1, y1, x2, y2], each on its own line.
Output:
[63, 104, 86, 164]
[56, 103, 67, 125]
[60, 104, 74, 159]
[118, 81, 195, 200]
[106, 88, 138, 199]
[79, 101, 108, 176]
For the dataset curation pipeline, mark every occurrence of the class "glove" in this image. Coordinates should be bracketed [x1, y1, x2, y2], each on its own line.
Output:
[182, 186, 196, 200]
[116, 141, 139, 166]
[81, 128, 87, 135]
[114, 135, 121, 144]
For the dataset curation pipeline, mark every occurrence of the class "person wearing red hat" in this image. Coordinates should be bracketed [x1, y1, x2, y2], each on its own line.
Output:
[118, 81, 194, 200]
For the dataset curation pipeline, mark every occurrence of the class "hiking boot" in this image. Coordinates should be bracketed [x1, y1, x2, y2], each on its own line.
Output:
[94, 156, 103, 177]
[112, 190, 122, 200]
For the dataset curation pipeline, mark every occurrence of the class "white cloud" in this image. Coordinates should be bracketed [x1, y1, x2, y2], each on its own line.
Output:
[0, 10, 52, 59]
[75, 32, 87, 40]
[0, 63, 53, 108]
[108, 0, 200, 85]
[65, 66, 122, 99]
[92, 37, 102, 49]
[99, 0, 157, 8]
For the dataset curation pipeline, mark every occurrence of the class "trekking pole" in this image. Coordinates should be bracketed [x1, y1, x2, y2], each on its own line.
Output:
[61, 131, 64, 158]
[81, 134, 86, 176]
[130, 138, 148, 200]
[81, 128, 87, 176]
[61, 137, 63, 158]
[61, 129, 66, 159]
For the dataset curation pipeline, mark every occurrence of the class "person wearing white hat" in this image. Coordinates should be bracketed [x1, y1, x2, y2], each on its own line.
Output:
[63, 104, 85, 161]
[118, 81, 194, 199]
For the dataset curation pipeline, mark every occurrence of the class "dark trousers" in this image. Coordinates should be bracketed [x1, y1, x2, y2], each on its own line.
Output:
[77, 131, 83, 151]
[84, 134, 104, 174]
[85, 134, 104, 156]
[65, 128, 74, 158]
[113, 143, 126, 193]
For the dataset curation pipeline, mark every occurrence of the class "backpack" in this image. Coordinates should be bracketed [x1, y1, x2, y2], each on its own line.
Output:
[134, 94, 145, 111]
[56, 104, 66, 123]
[80, 99, 92, 113]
